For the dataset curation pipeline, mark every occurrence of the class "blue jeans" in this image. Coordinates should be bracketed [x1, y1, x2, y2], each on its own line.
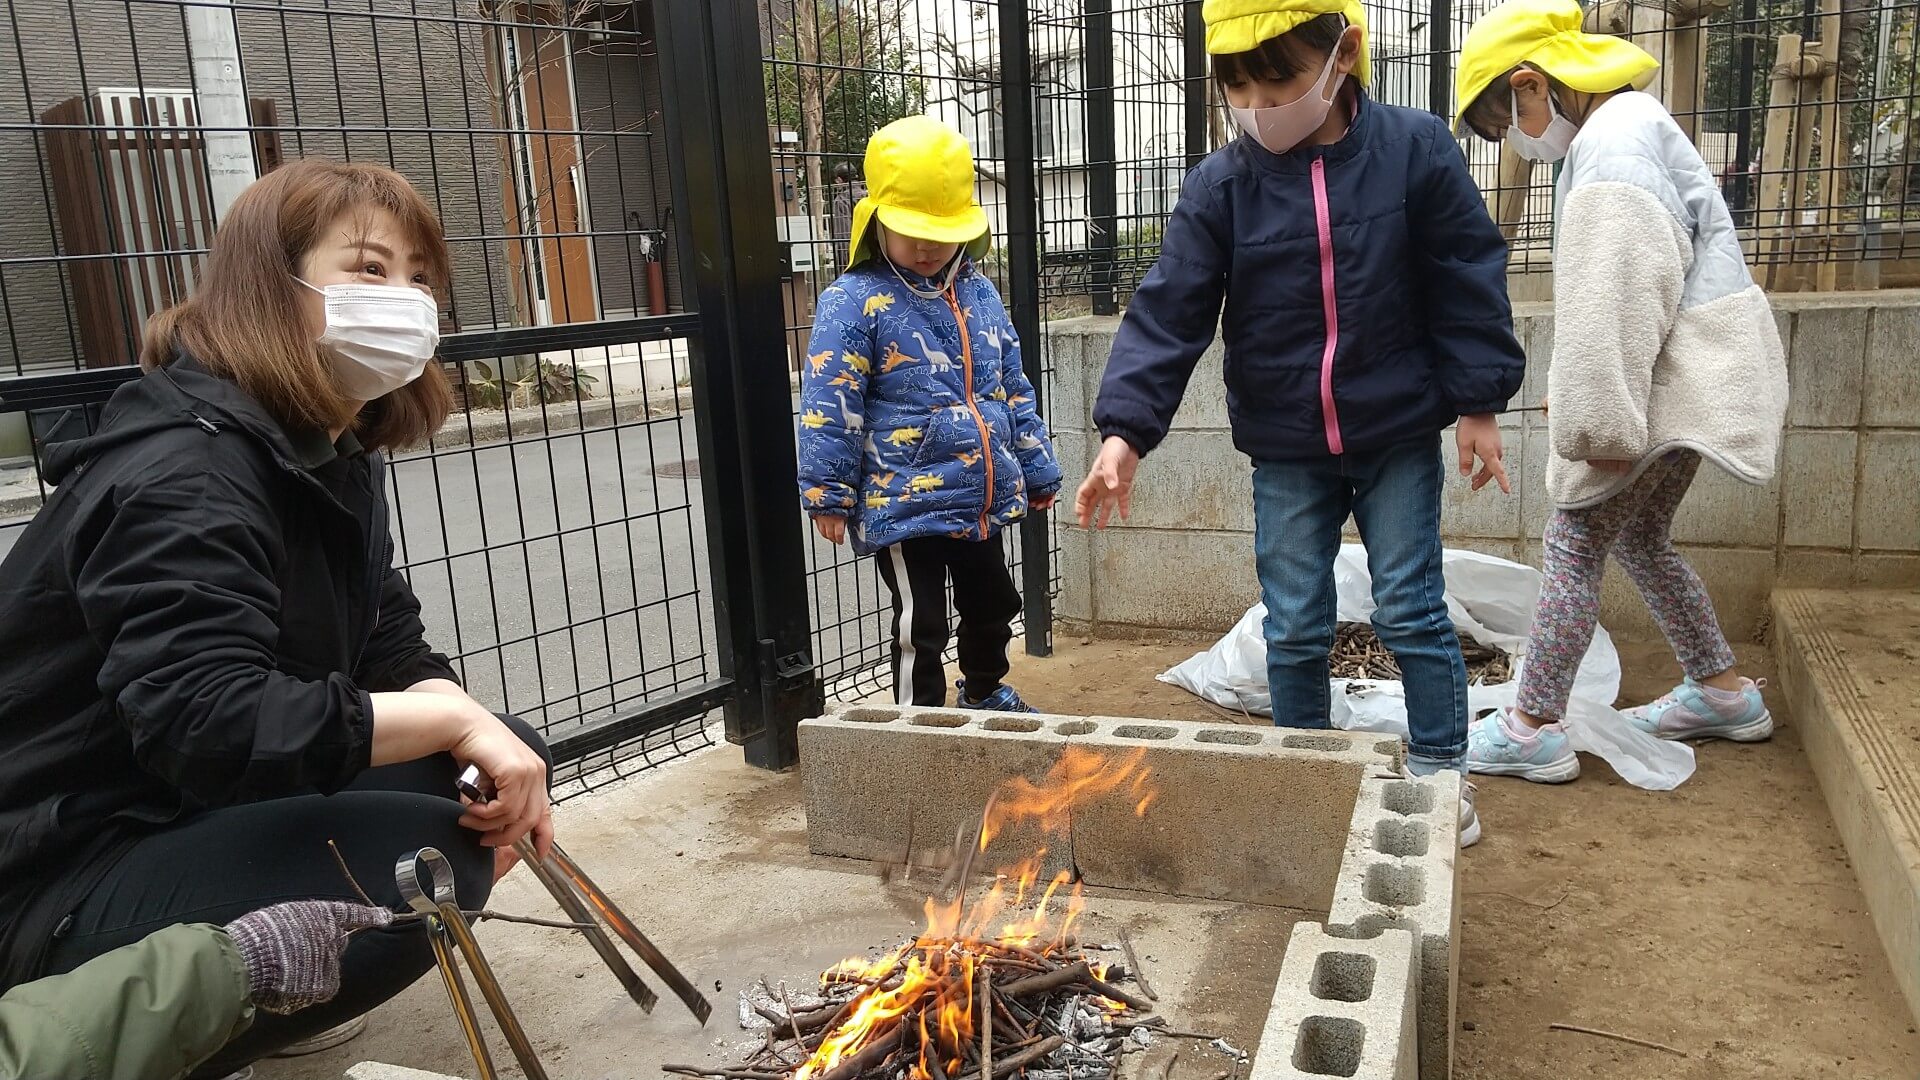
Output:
[1252, 434, 1468, 770]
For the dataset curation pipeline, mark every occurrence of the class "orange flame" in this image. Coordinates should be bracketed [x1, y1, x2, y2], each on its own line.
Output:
[793, 748, 1158, 1080]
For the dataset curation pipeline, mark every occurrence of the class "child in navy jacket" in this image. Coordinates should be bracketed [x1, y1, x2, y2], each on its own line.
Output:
[1076, 0, 1526, 845]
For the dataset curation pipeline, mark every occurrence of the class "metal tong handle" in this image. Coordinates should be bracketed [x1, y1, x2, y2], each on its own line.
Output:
[397, 847, 551, 1080]
[516, 835, 660, 1013]
[541, 839, 713, 1025]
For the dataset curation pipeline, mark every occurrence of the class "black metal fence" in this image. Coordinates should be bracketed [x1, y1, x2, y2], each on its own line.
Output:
[0, 0, 824, 788]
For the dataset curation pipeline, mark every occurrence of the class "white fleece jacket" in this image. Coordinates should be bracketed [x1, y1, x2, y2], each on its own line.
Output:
[1545, 92, 1788, 509]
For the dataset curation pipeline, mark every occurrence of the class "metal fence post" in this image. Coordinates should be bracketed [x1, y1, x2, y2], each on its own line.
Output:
[1084, 0, 1118, 317]
[1184, 0, 1208, 167]
[999, 0, 1053, 659]
[1428, 0, 1452, 118]
[656, 0, 820, 770]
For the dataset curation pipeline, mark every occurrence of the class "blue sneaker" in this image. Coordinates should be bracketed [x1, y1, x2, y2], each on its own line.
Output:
[956, 681, 1040, 713]
[1467, 709, 1581, 783]
[1625, 678, 1772, 742]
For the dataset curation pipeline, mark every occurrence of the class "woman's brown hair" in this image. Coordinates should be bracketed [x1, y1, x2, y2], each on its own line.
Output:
[139, 158, 454, 451]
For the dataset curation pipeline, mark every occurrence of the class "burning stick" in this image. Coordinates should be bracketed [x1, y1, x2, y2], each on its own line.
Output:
[955, 1035, 1067, 1080]
[978, 969, 992, 1080]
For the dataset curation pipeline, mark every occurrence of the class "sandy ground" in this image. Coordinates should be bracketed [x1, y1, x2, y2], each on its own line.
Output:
[1003, 635, 1920, 1080]
[257, 634, 1920, 1080]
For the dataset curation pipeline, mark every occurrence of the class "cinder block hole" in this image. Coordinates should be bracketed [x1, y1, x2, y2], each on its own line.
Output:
[1054, 721, 1097, 736]
[982, 717, 1042, 733]
[1373, 739, 1401, 758]
[1374, 819, 1430, 858]
[1113, 724, 1177, 741]
[1363, 862, 1427, 907]
[908, 712, 970, 729]
[1195, 728, 1262, 746]
[1309, 952, 1377, 1003]
[1380, 781, 1434, 816]
[1281, 734, 1349, 752]
[841, 708, 900, 724]
[1292, 1016, 1365, 1078]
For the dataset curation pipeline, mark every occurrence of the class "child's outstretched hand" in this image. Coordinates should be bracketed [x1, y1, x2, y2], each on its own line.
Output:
[1457, 414, 1510, 494]
[1075, 436, 1140, 529]
[815, 516, 848, 545]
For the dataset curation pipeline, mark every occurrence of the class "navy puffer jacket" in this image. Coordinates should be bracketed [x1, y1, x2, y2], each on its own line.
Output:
[1095, 91, 1525, 461]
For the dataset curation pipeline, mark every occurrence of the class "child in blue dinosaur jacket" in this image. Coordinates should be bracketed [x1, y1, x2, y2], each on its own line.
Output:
[798, 116, 1063, 712]
[1075, 0, 1529, 846]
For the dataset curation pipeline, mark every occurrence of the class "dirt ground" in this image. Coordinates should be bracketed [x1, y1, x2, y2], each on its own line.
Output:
[1002, 635, 1920, 1080]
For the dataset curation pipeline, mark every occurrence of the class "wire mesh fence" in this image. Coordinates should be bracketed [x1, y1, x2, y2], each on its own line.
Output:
[762, 0, 1055, 708]
[0, 0, 716, 784]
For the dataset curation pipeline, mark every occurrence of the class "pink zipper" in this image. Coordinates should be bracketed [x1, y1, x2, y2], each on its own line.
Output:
[1310, 157, 1344, 456]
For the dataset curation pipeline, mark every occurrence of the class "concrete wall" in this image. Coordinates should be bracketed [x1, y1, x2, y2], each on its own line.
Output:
[1047, 291, 1920, 642]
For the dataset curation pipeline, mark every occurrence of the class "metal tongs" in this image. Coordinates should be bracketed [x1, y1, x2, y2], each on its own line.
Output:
[457, 763, 713, 1024]
[396, 846, 550, 1080]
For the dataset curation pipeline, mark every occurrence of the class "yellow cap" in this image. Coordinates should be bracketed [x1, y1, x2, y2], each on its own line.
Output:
[1202, 0, 1370, 86]
[1454, 0, 1658, 133]
[846, 115, 990, 271]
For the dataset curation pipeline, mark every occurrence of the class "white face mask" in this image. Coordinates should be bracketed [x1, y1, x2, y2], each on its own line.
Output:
[297, 277, 441, 400]
[1227, 35, 1348, 156]
[1507, 88, 1579, 163]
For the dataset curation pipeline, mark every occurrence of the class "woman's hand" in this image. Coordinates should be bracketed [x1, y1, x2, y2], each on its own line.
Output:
[444, 703, 550, 855]
[1075, 436, 1140, 529]
[814, 516, 847, 545]
[1456, 414, 1510, 494]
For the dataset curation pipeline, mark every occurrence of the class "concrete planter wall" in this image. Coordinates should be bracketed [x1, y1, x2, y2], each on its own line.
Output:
[1046, 291, 1920, 641]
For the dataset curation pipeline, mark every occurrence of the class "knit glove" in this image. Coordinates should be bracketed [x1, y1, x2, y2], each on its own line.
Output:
[224, 900, 394, 1015]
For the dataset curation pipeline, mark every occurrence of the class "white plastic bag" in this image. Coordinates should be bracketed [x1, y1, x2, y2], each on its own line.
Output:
[1159, 545, 1695, 791]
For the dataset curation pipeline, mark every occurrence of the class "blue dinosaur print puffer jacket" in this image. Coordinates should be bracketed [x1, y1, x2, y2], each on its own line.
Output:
[797, 260, 1062, 556]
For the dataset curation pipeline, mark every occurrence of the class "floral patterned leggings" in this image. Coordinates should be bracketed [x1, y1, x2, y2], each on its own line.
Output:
[1517, 450, 1739, 722]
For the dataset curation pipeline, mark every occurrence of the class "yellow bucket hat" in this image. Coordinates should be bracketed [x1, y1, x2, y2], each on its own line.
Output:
[846, 115, 991, 271]
[1454, 0, 1658, 133]
[1202, 0, 1371, 86]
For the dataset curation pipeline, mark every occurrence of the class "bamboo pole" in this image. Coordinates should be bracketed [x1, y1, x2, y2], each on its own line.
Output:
[1814, 1, 1845, 291]
[1757, 34, 1804, 288]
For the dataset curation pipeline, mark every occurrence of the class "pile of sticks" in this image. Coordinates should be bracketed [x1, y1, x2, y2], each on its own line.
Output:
[670, 938, 1218, 1080]
[1331, 622, 1512, 685]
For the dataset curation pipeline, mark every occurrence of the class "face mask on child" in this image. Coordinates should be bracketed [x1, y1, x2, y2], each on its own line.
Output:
[1227, 38, 1347, 156]
[1506, 87, 1579, 163]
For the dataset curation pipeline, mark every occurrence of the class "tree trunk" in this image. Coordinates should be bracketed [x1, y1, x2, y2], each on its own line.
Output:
[794, 0, 830, 222]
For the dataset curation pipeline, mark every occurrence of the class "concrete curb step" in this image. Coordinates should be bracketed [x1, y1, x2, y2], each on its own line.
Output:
[1772, 587, 1920, 1028]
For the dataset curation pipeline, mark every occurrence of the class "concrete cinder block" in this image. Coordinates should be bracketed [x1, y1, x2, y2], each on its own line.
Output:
[1668, 456, 1781, 548]
[1856, 552, 1920, 588]
[1858, 432, 1920, 552]
[1128, 431, 1255, 533]
[1863, 304, 1920, 428]
[1595, 547, 1775, 645]
[798, 708, 1073, 879]
[1327, 771, 1461, 1080]
[346, 1065, 470, 1080]
[1518, 307, 1553, 422]
[1088, 527, 1257, 633]
[1067, 719, 1401, 909]
[1788, 306, 1868, 428]
[1057, 527, 1095, 625]
[1169, 340, 1232, 433]
[1519, 426, 1552, 539]
[1046, 329, 1090, 432]
[1249, 924, 1419, 1080]
[1779, 549, 1855, 589]
[1781, 431, 1859, 550]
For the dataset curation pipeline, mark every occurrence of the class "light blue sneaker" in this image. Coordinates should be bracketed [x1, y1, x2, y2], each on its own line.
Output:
[1466, 710, 1581, 783]
[1625, 678, 1773, 742]
[956, 680, 1040, 714]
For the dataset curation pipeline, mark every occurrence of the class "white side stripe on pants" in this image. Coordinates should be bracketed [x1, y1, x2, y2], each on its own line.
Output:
[887, 544, 916, 707]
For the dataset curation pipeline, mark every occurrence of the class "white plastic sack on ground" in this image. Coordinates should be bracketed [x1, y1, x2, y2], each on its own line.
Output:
[1158, 545, 1695, 791]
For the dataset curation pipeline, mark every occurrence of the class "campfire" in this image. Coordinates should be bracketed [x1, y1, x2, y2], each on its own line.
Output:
[670, 748, 1244, 1080]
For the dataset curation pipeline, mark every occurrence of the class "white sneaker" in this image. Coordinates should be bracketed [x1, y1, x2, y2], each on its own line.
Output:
[271, 1014, 368, 1057]
[215, 1070, 254, 1080]
[1460, 779, 1481, 848]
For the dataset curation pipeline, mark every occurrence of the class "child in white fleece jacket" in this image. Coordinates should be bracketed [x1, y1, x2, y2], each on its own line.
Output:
[1451, 0, 1788, 783]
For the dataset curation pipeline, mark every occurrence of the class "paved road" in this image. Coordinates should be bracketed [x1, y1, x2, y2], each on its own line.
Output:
[0, 410, 896, 747]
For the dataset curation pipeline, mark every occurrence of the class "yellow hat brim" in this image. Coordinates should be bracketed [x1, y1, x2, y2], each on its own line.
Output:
[1454, 25, 1658, 133]
[1203, 1, 1371, 85]
[846, 198, 991, 270]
